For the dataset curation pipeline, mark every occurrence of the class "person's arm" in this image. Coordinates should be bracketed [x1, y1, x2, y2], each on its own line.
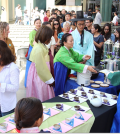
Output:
[50, 37, 56, 57]
[35, 49, 54, 84]
[56, 39, 60, 46]
[107, 72, 120, 86]
[94, 41, 104, 48]
[94, 35, 104, 49]
[0, 66, 19, 93]
[50, 45, 55, 57]
[70, 48, 85, 63]
[29, 31, 36, 47]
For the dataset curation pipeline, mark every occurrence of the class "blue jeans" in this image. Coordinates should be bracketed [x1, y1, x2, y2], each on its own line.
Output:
[1, 109, 14, 117]
[15, 16, 18, 24]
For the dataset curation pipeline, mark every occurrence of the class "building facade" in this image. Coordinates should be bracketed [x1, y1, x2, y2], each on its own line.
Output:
[0, 0, 119, 22]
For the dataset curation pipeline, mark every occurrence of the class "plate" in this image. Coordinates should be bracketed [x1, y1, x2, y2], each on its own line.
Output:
[91, 84, 100, 88]
[90, 80, 95, 83]
[100, 84, 109, 87]
[95, 81, 103, 84]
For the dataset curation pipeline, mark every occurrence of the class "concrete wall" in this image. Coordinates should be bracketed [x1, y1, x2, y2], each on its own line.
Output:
[75, 0, 81, 6]
[33, 0, 46, 10]
[15, 0, 26, 12]
[9, 0, 13, 21]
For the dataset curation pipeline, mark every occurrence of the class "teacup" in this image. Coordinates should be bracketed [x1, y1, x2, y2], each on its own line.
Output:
[0, 123, 8, 130]
[78, 86, 83, 91]
[75, 113, 81, 119]
[56, 104, 62, 109]
[10, 114, 14, 119]
[81, 92, 87, 96]
[53, 124, 61, 130]
[93, 95, 98, 99]
[112, 95, 117, 100]
[65, 118, 71, 124]
[74, 97, 79, 101]
[100, 92, 105, 96]
[89, 90, 94, 94]
[43, 108, 49, 114]
[74, 106, 80, 111]
[103, 99, 108, 103]
[63, 93, 68, 98]
[70, 89, 74, 93]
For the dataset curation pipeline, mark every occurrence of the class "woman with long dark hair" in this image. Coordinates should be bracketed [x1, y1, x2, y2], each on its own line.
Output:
[101, 23, 115, 42]
[114, 27, 120, 43]
[52, 18, 62, 43]
[0, 41, 19, 117]
[91, 24, 104, 66]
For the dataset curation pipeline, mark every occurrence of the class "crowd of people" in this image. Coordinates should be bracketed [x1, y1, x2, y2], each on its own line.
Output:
[0, 6, 120, 133]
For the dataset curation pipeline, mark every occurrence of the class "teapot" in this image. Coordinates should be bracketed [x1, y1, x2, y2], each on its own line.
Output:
[90, 95, 102, 107]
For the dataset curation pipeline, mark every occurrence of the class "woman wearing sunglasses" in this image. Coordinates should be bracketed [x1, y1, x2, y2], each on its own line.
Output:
[52, 19, 62, 44]
[101, 23, 115, 43]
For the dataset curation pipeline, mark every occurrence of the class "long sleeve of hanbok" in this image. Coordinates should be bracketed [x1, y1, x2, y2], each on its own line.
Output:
[70, 48, 84, 63]
[34, 50, 54, 84]
[29, 30, 37, 47]
[107, 72, 120, 86]
[86, 35, 95, 66]
[57, 51, 85, 73]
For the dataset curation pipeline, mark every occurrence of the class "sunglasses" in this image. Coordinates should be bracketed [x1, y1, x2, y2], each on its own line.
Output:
[54, 23, 59, 25]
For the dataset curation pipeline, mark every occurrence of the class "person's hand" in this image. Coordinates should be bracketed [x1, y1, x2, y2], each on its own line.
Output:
[33, 40, 36, 45]
[84, 55, 91, 60]
[87, 66, 97, 73]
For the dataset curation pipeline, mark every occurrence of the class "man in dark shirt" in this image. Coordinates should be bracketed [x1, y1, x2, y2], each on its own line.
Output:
[84, 18, 93, 33]
[61, 12, 71, 28]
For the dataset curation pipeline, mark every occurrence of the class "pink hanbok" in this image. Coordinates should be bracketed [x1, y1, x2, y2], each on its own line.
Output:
[26, 42, 55, 102]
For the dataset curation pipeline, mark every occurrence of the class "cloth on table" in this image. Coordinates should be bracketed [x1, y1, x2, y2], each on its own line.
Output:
[41, 102, 95, 133]
[64, 73, 120, 95]
[110, 93, 120, 133]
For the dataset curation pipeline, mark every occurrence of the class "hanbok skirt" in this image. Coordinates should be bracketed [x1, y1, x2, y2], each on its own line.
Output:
[26, 62, 55, 102]
[24, 45, 33, 87]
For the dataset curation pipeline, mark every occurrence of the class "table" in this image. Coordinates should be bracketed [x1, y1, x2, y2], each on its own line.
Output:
[44, 96, 117, 133]
[64, 73, 120, 95]
[0, 96, 116, 133]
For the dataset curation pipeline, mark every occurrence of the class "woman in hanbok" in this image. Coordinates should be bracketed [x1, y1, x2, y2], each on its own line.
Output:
[26, 26, 55, 102]
[54, 33, 97, 96]
[24, 18, 41, 87]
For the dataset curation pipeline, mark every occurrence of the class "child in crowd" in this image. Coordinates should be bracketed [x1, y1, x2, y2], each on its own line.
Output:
[15, 97, 50, 133]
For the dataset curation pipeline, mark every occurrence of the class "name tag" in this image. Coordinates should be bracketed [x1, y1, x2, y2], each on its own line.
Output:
[9, 44, 11, 46]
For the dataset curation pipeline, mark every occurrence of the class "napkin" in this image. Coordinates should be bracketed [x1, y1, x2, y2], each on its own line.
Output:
[75, 112, 84, 120]
[74, 111, 93, 122]
[66, 119, 74, 127]
[0, 122, 15, 133]
[103, 102, 110, 105]
[49, 123, 72, 133]
[58, 104, 63, 111]
[5, 117, 15, 124]
[9, 119, 15, 123]
[73, 99, 80, 103]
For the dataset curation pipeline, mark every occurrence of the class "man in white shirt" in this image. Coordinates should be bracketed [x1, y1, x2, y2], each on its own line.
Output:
[111, 12, 119, 25]
[94, 8, 102, 26]
[15, 4, 20, 24]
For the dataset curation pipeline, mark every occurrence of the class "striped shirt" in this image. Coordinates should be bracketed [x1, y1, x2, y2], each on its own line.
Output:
[0, 62, 19, 112]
